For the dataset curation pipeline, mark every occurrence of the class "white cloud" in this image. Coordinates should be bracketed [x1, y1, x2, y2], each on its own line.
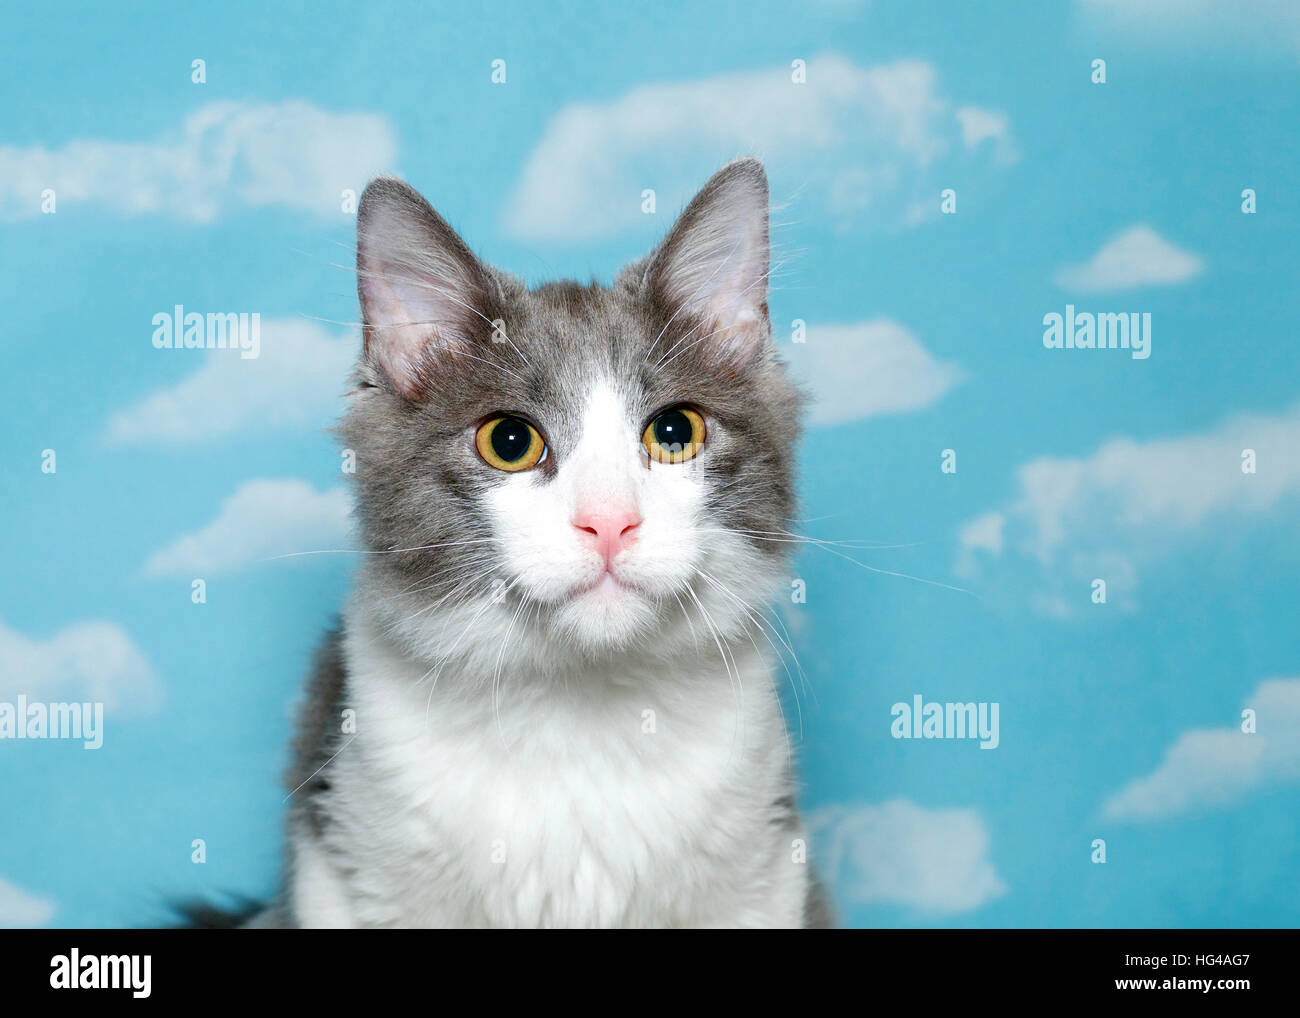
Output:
[1076, 0, 1300, 52]
[1054, 225, 1204, 293]
[957, 403, 1300, 613]
[144, 479, 351, 578]
[0, 618, 160, 715]
[955, 106, 1018, 164]
[782, 320, 964, 427]
[504, 53, 1014, 241]
[810, 799, 1006, 914]
[1104, 678, 1300, 822]
[955, 511, 1005, 576]
[0, 101, 395, 221]
[105, 319, 355, 446]
[0, 878, 55, 928]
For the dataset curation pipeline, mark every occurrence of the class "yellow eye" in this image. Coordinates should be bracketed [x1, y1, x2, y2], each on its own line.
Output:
[475, 415, 546, 472]
[642, 407, 706, 464]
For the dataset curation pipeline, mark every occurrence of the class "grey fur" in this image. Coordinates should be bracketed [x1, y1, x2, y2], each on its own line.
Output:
[341, 162, 802, 627]
[252, 159, 825, 928]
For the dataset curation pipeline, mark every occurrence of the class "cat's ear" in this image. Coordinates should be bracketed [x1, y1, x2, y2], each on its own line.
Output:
[357, 177, 492, 398]
[644, 158, 771, 365]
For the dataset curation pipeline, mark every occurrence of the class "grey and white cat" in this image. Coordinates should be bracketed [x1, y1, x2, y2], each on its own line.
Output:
[248, 158, 828, 928]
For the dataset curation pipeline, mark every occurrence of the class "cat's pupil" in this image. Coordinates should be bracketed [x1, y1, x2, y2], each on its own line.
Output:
[653, 409, 692, 448]
[490, 417, 532, 462]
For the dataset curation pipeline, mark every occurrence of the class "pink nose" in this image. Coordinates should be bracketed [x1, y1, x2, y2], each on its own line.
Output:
[573, 506, 642, 567]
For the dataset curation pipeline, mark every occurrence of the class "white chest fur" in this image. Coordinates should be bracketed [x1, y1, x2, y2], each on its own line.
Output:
[289, 608, 807, 928]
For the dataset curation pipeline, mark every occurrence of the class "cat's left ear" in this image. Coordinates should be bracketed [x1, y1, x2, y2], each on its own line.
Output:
[643, 158, 771, 365]
[356, 177, 493, 399]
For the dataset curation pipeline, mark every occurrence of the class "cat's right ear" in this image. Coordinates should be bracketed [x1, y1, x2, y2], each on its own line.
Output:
[356, 177, 492, 398]
[642, 158, 771, 368]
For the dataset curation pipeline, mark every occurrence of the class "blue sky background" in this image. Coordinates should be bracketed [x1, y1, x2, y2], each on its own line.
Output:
[2, 0, 1298, 928]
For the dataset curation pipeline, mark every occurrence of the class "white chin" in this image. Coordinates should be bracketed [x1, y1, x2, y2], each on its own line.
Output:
[551, 577, 659, 650]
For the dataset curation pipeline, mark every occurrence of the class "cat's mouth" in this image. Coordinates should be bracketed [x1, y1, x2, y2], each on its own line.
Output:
[571, 571, 635, 601]
[535, 565, 666, 650]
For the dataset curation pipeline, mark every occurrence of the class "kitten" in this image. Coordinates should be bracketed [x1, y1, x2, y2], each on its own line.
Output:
[250, 158, 828, 928]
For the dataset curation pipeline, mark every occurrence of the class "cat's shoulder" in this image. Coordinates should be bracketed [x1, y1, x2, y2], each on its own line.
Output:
[284, 622, 349, 799]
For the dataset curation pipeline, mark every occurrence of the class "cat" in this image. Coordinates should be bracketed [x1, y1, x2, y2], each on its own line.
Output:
[241, 158, 829, 928]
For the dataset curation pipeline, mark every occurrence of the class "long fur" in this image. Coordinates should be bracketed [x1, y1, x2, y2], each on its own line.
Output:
[221, 159, 825, 928]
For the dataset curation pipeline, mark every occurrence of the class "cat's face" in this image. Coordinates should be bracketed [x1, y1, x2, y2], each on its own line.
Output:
[344, 160, 802, 663]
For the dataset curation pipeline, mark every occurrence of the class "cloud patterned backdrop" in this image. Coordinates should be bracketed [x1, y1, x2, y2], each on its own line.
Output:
[1, 0, 1297, 927]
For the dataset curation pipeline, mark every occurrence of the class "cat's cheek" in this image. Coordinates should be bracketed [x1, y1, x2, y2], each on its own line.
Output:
[482, 474, 599, 599]
[625, 466, 706, 578]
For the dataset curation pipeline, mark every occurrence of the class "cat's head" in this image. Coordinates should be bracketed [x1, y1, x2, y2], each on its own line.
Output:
[343, 159, 803, 665]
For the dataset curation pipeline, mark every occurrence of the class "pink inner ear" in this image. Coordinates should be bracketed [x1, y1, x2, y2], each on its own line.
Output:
[356, 183, 492, 397]
[652, 173, 770, 365]
[684, 250, 768, 363]
[362, 269, 443, 397]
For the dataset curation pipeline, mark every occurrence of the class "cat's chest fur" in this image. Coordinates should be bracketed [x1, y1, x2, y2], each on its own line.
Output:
[289, 609, 807, 928]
